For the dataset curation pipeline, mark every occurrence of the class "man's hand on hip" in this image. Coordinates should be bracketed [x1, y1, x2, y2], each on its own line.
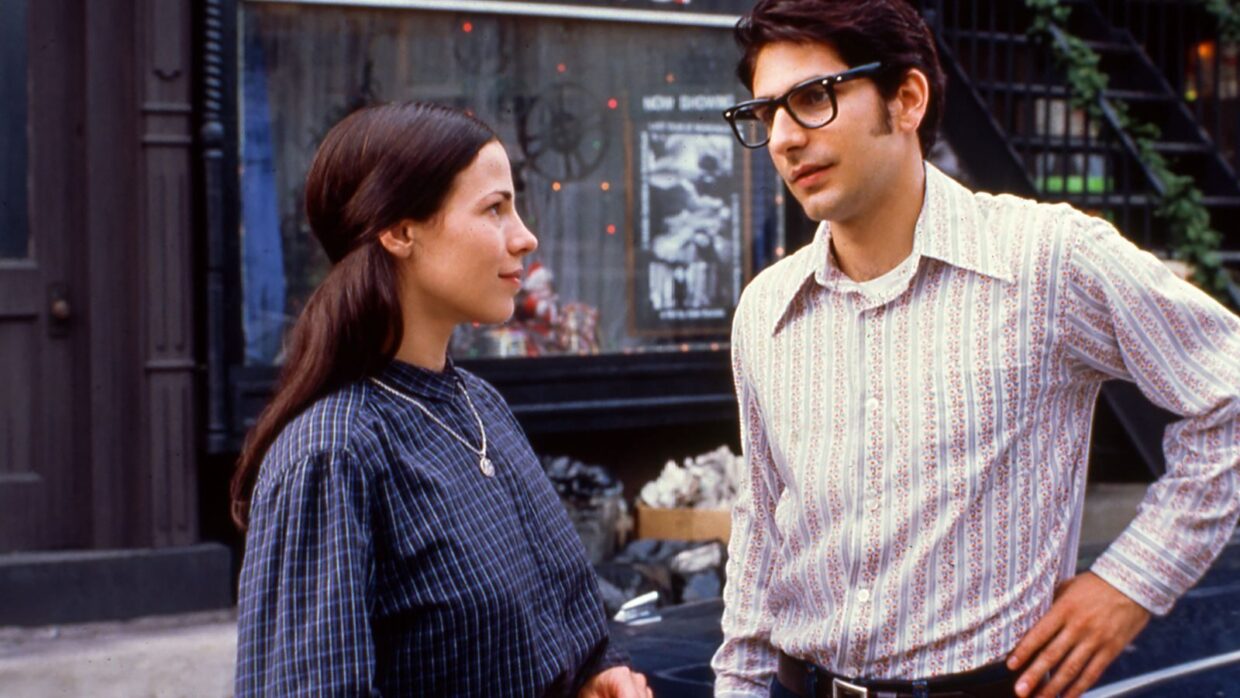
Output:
[1007, 571, 1151, 698]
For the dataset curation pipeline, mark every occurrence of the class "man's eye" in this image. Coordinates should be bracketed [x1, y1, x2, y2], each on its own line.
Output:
[793, 85, 831, 108]
[751, 105, 776, 126]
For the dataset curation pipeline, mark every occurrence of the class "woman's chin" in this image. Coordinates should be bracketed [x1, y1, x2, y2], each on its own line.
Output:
[471, 303, 516, 327]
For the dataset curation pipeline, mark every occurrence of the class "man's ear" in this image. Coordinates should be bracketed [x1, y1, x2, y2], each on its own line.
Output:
[892, 67, 930, 136]
[378, 220, 418, 259]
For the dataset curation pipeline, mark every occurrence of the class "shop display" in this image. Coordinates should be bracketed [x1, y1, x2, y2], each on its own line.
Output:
[543, 455, 628, 564]
[637, 445, 742, 510]
[236, 4, 782, 364]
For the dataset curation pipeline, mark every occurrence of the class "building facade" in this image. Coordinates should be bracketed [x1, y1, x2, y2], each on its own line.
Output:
[2, 0, 1235, 624]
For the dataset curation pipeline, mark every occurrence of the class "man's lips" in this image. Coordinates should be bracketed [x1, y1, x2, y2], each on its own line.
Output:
[499, 269, 523, 285]
[790, 163, 831, 185]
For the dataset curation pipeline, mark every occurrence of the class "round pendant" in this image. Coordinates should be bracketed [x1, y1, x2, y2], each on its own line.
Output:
[479, 456, 495, 477]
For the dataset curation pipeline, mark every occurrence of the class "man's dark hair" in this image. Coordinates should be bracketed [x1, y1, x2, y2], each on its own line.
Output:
[735, 0, 946, 155]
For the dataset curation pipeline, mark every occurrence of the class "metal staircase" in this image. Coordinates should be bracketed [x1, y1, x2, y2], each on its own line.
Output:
[920, 0, 1240, 260]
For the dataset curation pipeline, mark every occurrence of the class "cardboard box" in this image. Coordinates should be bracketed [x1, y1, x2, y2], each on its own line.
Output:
[635, 503, 732, 543]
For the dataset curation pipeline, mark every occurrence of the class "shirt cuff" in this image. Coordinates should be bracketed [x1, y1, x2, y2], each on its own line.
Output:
[1090, 527, 1194, 616]
[576, 636, 631, 691]
[598, 638, 630, 672]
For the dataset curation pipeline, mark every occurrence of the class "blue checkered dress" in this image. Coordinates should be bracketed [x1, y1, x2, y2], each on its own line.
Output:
[235, 359, 625, 696]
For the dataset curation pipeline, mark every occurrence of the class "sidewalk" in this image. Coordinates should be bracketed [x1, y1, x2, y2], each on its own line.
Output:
[0, 610, 237, 698]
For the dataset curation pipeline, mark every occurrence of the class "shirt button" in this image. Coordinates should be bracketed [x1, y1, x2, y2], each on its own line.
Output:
[857, 589, 871, 603]
[865, 397, 880, 411]
[869, 499, 881, 512]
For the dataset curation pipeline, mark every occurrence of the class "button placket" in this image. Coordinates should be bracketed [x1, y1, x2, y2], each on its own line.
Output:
[860, 305, 886, 613]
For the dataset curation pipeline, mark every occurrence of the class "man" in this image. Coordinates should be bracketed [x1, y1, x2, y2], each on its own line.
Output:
[711, 2, 1240, 698]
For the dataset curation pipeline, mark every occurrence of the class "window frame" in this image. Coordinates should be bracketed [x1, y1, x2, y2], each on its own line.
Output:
[202, 0, 807, 451]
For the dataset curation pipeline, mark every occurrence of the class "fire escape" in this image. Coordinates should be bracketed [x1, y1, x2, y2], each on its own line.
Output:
[917, 0, 1240, 478]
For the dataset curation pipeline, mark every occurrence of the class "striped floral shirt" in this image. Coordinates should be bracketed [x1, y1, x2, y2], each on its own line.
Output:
[712, 164, 1240, 695]
[235, 359, 623, 696]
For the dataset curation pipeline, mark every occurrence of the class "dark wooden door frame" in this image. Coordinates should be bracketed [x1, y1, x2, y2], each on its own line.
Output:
[83, 0, 200, 549]
[0, 0, 199, 553]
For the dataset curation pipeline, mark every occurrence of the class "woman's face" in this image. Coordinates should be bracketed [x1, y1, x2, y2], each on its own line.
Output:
[401, 141, 538, 331]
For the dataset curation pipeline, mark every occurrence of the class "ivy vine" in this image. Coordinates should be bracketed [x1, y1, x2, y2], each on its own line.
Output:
[1202, 0, 1240, 46]
[1023, 0, 1232, 303]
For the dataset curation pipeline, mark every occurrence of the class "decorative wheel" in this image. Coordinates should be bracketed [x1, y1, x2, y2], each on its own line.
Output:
[517, 83, 611, 182]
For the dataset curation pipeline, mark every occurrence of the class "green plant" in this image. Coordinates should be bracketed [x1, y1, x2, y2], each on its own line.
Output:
[1202, 0, 1240, 45]
[1022, 0, 1232, 302]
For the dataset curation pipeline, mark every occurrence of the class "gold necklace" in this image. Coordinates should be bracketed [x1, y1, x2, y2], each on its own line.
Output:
[369, 376, 494, 477]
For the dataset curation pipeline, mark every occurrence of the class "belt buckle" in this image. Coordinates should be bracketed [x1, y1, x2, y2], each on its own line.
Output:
[831, 677, 869, 698]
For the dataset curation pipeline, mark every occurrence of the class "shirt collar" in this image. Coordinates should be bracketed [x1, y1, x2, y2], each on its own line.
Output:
[915, 164, 1015, 284]
[769, 163, 1014, 336]
[373, 357, 460, 403]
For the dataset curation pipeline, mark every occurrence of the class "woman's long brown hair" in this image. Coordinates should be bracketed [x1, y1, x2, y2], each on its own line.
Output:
[230, 102, 496, 529]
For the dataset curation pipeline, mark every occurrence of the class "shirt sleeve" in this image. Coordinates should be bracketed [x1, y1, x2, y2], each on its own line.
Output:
[1061, 216, 1240, 615]
[711, 307, 787, 697]
[235, 448, 378, 696]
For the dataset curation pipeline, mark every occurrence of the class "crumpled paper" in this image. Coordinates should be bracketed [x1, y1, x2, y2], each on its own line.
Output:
[638, 445, 742, 509]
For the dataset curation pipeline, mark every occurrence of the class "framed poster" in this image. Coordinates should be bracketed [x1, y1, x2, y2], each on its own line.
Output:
[629, 97, 751, 338]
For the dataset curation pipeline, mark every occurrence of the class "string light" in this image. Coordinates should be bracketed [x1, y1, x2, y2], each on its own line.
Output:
[665, 73, 676, 84]
[600, 181, 610, 191]
[557, 63, 567, 73]
[607, 98, 619, 109]
[461, 21, 473, 33]
[552, 181, 562, 192]
[606, 224, 617, 235]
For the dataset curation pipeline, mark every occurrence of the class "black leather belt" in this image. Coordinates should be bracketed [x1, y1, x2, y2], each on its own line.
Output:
[776, 651, 1019, 698]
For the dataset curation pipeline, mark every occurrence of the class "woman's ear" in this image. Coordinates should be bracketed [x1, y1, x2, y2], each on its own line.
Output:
[378, 221, 418, 259]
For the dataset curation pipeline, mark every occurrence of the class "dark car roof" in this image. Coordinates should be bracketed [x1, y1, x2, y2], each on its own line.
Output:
[615, 534, 1240, 697]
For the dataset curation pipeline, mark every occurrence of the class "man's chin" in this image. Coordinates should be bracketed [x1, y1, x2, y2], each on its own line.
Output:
[795, 194, 838, 223]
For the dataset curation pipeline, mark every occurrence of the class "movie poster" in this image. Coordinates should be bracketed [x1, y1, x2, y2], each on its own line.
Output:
[631, 95, 747, 336]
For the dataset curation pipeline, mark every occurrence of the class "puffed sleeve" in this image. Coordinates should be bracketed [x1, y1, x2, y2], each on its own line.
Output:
[235, 448, 378, 696]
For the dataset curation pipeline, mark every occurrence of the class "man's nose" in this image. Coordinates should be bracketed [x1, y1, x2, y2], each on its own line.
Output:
[767, 106, 808, 158]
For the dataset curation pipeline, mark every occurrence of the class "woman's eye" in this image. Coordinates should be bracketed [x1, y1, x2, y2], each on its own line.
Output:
[488, 203, 502, 216]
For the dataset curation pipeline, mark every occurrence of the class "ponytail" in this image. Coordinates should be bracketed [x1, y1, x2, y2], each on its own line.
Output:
[230, 245, 399, 528]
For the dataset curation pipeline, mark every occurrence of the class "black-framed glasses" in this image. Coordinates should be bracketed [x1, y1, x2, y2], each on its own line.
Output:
[722, 62, 884, 149]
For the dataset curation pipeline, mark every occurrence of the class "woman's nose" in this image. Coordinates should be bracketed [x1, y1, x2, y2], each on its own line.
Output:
[510, 217, 538, 256]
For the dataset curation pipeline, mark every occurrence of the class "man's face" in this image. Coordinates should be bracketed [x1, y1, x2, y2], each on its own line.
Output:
[752, 41, 906, 225]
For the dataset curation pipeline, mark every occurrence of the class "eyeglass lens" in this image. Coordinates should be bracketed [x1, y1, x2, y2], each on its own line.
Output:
[730, 81, 837, 147]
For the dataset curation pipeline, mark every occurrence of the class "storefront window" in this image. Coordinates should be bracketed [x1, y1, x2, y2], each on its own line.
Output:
[238, 1, 783, 364]
[0, 0, 29, 260]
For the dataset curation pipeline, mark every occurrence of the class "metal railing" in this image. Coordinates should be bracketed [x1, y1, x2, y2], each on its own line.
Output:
[1092, 0, 1240, 176]
[919, 0, 1165, 248]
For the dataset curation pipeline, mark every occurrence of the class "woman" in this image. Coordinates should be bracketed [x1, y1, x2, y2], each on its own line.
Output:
[231, 102, 649, 697]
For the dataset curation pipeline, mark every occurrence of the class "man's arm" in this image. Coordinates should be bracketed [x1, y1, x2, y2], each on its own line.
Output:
[1010, 215, 1240, 698]
[711, 311, 787, 698]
